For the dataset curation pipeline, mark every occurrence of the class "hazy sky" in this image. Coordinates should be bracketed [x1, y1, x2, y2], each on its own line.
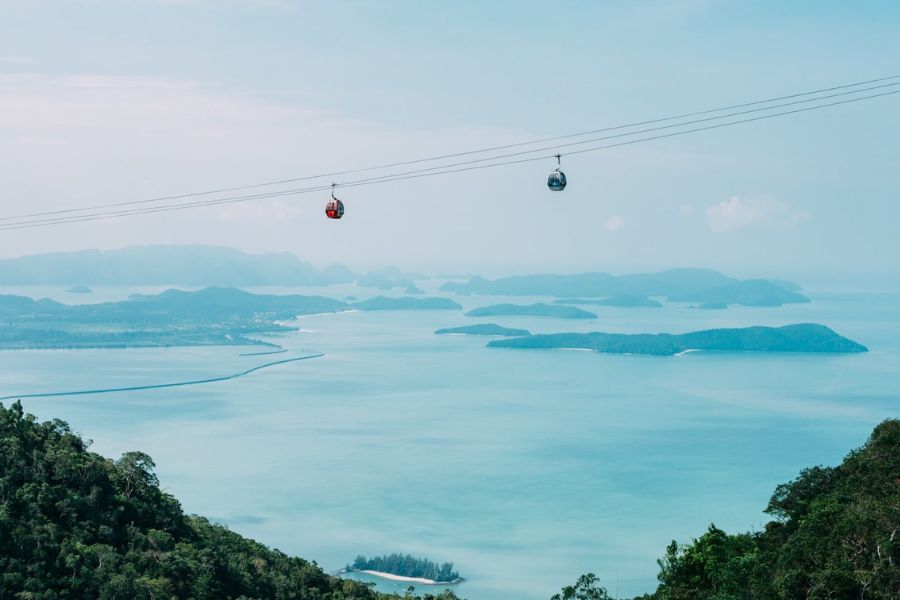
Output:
[1, 0, 898, 282]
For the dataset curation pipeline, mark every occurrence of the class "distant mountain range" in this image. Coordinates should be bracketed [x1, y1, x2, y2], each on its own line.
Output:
[441, 269, 809, 307]
[0, 245, 358, 286]
[465, 303, 597, 319]
[0, 247, 810, 310]
[554, 294, 663, 308]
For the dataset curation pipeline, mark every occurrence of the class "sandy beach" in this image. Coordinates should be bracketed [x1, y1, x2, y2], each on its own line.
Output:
[358, 570, 460, 585]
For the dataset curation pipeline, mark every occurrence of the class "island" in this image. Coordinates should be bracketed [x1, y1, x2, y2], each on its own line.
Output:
[667, 279, 810, 307]
[486, 324, 867, 356]
[0, 287, 350, 350]
[356, 266, 428, 290]
[435, 323, 530, 336]
[344, 554, 463, 585]
[554, 294, 662, 307]
[66, 285, 93, 294]
[692, 302, 728, 310]
[465, 303, 596, 319]
[352, 296, 461, 311]
[404, 283, 425, 294]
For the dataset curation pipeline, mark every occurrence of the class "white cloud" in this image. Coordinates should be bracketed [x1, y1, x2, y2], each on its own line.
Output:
[604, 215, 625, 232]
[705, 195, 810, 234]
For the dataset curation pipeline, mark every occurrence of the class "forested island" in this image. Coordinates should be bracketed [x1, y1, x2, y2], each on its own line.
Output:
[0, 287, 347, 349]
[554, 295, 662, 307]
[487, 324, 867, 355]
[465, 303, 596, 319]
[0, 289, 462, 349]
[345, 555, 463, 584]
[435, 324, 530, 336]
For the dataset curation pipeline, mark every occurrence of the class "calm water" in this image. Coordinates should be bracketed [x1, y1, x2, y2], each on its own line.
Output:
[2, 283, 898, 599]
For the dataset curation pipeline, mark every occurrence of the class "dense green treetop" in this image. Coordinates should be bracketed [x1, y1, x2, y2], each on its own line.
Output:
[559, 418, 898, 599]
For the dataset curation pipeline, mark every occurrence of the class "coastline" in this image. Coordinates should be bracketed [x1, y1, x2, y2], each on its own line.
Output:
[0, 352, 324, 401]
[345, 569, 463, 586]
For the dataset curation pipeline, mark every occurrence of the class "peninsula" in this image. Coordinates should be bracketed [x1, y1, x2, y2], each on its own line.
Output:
[0, 287, 349, 349]
[487, 324, 867, 356]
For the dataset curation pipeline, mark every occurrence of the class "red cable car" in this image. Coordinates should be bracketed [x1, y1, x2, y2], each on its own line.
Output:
[325, 183, 345, 219]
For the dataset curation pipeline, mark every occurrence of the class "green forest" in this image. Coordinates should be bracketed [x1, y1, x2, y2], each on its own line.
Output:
[1, 399, 896, 599]
[554, 418, 899, 600]
[349, 554, 461, 582]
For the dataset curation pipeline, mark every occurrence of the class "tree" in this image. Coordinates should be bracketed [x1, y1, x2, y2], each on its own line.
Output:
[551, 573, 611, 600]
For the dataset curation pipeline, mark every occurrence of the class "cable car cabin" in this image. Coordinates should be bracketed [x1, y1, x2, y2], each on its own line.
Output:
[325, 198, 344, 219]
[547, 169, 567, 191]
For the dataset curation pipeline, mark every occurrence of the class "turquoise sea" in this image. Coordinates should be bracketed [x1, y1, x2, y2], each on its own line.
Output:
[2, 283, 898, 599]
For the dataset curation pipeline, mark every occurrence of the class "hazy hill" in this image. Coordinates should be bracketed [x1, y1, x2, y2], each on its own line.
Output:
[554, 295, 663, 307]
[440, 269, 807, 306]
[357, 266, 429, 290]
[667, 279, 811, 307]
[488, 324, 866, 355]
[466, 303, 597, 319]
[0, 245, 358, 286]
[352, 296, 461, 311]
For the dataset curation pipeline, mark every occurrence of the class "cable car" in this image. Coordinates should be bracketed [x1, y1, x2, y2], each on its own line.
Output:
[547, 154, 567, 191]
[325, 183, 345, 219]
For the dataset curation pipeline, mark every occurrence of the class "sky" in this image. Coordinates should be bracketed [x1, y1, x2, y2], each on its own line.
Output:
[0, 0, 898, 283]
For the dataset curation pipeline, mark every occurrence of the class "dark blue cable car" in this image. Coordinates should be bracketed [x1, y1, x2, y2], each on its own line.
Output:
[547, 154, 567, 191]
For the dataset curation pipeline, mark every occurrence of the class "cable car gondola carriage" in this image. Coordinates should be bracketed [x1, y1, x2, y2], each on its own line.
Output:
[547, 154, 567, 191]
[325, 183, 345, 219]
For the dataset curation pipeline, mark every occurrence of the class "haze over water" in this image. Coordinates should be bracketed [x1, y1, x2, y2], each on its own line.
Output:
[5, 282, 898, 599]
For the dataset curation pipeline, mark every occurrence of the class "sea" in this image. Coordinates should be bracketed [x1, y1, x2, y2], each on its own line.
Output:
[1, 281, 898, 599]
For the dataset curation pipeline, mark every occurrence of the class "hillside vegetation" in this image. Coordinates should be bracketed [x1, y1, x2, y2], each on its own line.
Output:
[0, 401, 460, 600]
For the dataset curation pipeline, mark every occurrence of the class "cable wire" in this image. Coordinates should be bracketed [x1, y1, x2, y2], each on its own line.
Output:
[1, 74, 898, 223]
[1, 87, 896, 232]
